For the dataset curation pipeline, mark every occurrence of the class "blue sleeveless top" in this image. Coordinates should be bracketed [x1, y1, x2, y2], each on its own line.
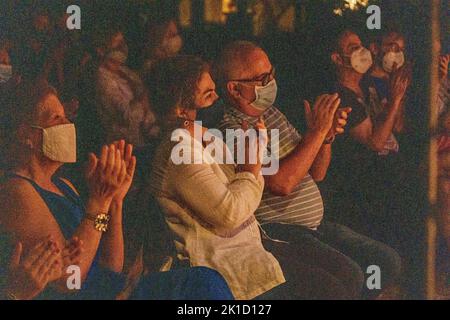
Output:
[5, 174, 125, 300]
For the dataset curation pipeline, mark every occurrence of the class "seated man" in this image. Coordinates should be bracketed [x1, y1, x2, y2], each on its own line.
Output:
[328, 30, 419, 243]
[215, 40, 402, 299]
[368, 30, 410, 147]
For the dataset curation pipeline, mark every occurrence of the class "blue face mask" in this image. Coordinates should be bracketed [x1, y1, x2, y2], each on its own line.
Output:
[0, 64, 12, 84]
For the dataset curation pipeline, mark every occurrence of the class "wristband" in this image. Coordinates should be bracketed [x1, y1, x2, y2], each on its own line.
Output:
[323, 135, 336, 145]
[85, 212, 111, 232]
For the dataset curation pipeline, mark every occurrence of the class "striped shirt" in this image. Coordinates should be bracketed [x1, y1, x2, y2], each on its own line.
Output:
[219, 104, 324, 229]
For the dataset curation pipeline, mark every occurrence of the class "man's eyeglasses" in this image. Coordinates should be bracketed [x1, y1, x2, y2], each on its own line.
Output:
[229, 67, 276, 86]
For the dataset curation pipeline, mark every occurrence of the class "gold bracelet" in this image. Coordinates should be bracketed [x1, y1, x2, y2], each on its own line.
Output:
[323, 135, 336, 145]
[85, 212, 111, 232]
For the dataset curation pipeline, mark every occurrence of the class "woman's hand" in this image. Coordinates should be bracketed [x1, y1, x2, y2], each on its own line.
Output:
[111, 140, 137, 203]
[389, 62, 412, 104]
[85, 144, 128, 212]
[4, 237, 61, 300]
[46, 237, 83, 283]
[236, 119, 264, 178]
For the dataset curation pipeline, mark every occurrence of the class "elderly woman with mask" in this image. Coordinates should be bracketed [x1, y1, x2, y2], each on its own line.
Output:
[0, 79, 233, 300]
[0, 79, 135, 299]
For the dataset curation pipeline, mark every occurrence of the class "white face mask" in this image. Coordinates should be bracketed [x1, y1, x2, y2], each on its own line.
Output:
[251, 79, 278, 111]
[162, 35, 183, 57]
[31, 124, 77, 163]
[0, 64, 12, 84]
[350, 47, 373, 74]
[383, 51, 405, 73]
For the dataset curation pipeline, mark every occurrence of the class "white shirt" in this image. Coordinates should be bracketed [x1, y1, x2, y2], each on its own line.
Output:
[149, 128, 285, 299]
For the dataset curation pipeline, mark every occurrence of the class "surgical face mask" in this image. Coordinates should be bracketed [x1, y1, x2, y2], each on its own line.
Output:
[31, 124, 77, 163]
[162, 35, 183, 57]
[0, 64, 12, 84]
[350, 47, 373, 74]
[250, 79, 278, 111]
[383, 51, 405, 73]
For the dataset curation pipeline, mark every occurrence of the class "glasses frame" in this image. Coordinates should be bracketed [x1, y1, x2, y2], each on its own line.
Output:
[228, 67, 276, 86]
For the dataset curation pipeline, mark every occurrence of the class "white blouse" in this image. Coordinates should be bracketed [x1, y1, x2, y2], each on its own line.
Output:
[149, 128, 285, 300]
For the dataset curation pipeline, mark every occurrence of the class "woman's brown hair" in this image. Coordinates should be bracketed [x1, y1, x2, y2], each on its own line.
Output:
[0, 78, 57, 168]
[144, 55, 209, 124]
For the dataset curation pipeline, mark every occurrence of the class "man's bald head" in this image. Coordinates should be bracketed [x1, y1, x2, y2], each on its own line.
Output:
[214, 41, 270, 88]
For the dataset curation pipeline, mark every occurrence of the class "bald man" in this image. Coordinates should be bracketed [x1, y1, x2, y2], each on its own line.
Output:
[215, 41, 401, 299]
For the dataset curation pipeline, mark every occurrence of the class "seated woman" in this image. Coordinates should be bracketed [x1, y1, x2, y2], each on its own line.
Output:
[0, 79, 232, 300]
[147, 54, 350, 300]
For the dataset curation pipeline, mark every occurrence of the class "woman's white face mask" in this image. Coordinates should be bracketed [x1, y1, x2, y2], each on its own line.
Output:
[383, 51, 405, 73]
[31, 123, 77, 163]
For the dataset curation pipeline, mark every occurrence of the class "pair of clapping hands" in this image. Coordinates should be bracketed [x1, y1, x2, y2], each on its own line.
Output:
[5, 236, 82, 300]
[85, 139, 137, 211]
[304, 93, 352, 142]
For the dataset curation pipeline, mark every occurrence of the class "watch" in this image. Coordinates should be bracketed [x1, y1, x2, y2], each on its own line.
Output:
[85, 212, 111, 232]
[323, 135, 336, 145]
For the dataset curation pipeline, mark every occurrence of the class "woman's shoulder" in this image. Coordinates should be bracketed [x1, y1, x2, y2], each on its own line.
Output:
[1, 176, 36, 196]
[0, 178, 46, 219]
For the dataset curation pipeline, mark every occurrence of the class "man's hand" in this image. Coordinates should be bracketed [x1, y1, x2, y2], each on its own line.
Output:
[326, 107, 352, 140]
[304, 93, 341, 137]
[439, 54, 449, 81]
[390, 62, 412, 104]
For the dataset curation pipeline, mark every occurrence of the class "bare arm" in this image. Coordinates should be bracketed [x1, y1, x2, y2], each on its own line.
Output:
[310, 143, 332, 182]
[351, 63, 410, 151]
[265, 94, 340, 195]
[350, 97, 402, 152]
[98, 199, 124, 272]
[97, 140, 136, 273]
[0, 182, 105, 289]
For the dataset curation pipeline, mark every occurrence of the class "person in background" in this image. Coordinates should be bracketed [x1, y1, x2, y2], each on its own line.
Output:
[96, 50, 159, 147]
[328, 29, 412, 234]
[437, 52, 450, 257]
[140, 16, 183, 74]
[0, 42, 13, 85]
[368, 30, 410, 145]
[0, 39, 21, 94]
[15, 9, 52, 82]
[215, 40, 401, 299]
[437, 54, 449, 116]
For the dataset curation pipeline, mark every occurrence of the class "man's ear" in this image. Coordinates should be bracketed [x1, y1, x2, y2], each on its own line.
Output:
[331, 52, 343, 66]
[226, 81, 240, 99]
